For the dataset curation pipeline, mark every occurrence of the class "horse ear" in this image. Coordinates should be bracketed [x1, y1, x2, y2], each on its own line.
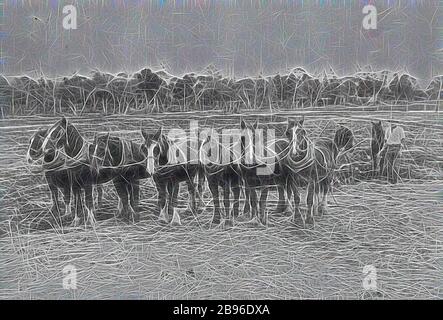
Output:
[253, 120, 258, 129]
[240, 119, 247, 130]
[141, 129, 149, 141]
[38, 127, 48, 134]
[60, 116, 67, 126]
[299, 116, 305, 126]
[153, 127, 163, 140]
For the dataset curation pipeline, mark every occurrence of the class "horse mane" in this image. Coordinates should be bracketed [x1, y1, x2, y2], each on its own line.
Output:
[334, 126, 354, 152]
[65, 122, 85, 157]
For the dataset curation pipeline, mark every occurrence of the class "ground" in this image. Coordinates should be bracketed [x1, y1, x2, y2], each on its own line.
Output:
[0, 109, 442, 299]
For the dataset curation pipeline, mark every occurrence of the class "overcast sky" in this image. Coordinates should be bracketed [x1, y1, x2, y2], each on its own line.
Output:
[1, 0, 441, 83]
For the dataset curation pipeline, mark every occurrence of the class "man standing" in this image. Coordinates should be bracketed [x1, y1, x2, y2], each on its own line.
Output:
[382, 122, 406, 184]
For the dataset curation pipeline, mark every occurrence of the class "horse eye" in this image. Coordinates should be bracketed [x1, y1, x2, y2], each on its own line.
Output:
[153, 145, 160, 156]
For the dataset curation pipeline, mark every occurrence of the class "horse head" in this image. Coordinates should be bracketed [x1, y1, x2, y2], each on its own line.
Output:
[41, 117, 85, 168]
[285, 117, 308, 157]
[26, 127, 50, 173]
[334, 125, 354, 153]
[240, 119, 258, 165]
[141, 126, 168, 175]
[26, 127, 48, 164]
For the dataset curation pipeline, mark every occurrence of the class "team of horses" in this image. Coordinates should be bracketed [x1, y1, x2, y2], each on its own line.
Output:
[26, 116, 355, 228]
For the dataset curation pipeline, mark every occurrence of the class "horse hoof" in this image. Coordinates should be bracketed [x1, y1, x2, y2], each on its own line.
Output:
[70, 217, 81, 228]
[248, 216, 264, 227]
[275, 205, 288, 215]
[170, 218, 182, 226]
[211, 218, 221, 228]
[318, 206, 327, 217]
[158, 216, 168, 224]
[50, 206, 61, 217]
[223, 219, 234, 228]
[132, 213, 140, 223]
[305, 216, 314, 225]
[288, 215, 303, 227]
[158, 208, 169, 224]
[86, 217, 96, 227]
[60, 213, 74, 223]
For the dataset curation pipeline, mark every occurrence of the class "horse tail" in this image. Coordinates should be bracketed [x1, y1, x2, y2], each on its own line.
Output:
[196, 164, 206, 198]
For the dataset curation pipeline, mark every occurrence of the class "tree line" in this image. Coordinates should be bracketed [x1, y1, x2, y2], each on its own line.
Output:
[0, 67, 441, 116]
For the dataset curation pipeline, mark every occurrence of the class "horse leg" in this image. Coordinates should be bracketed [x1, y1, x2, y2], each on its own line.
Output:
[248, 188, 260, 226]
[48, 182, 61, 217]
[372, 155, 376, 174]
[128, 181, 140, 223]
[243, 186, 251, 217]
[286, 182, 293, 212]
[290, 184, 303, 225]
[259, 187, 269, 226]
[62, 185, 72, 219]
[306, 182, 315, 225]
[169, 182, 181, 226]
[222, 181, 232, 227]
[208, 179, 221, 226]
[186, 179, 197, 214]
[231, 177, 240, 219]
[197, 169, 205, 206]
[318, 180, 329, 217]
[156, 182, 168, 223]
[275, 185, 287, 214]
[71, 186, 83, 227]
[84, 184, 96, 227]
[95, 184, 103, 209]
[113, 178, 130, 221]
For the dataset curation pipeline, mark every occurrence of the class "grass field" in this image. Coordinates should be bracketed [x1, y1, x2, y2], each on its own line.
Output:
[0, 109, 442, 299]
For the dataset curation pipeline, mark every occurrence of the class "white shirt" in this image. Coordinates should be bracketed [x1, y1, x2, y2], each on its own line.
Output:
[384, 126, 391, 141]
[386, 126, 405, 145]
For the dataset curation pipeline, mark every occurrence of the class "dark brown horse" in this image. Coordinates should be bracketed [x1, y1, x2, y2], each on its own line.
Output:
[27, 127, 103, 222]
[239, 119, 291, 226]
[199, 127, 243, 227]
[41, 117, 149, 225]
[141, 127, 203, 226]
[284, 118, 354, 226]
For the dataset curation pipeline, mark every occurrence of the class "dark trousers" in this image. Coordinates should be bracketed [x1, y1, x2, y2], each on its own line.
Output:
[379, 147, 387, 176]
[383, 145, 401, 183]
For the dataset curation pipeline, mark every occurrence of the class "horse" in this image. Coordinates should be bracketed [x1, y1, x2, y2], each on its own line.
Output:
[371, 120, 385, 174]
[141, 126, 203, 226]
[239, 119, 291, 226]
[284, 118, 354, 226]
[27, 126, 104, 223]
[27, 127, 73, 220]
[41, 117, 149, 225]
[199, 127, 243, 227]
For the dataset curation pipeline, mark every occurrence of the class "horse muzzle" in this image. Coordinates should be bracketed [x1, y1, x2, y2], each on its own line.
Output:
[28, 159, 44, 174]
[42, 150, 65, 171]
